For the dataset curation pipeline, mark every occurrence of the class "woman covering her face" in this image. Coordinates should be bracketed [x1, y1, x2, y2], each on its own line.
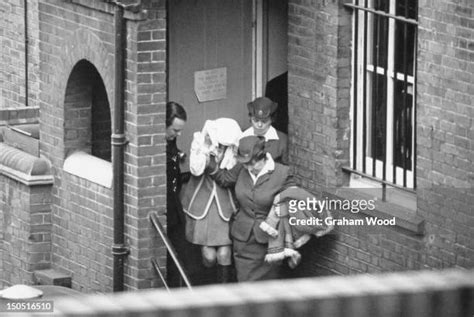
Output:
[180, 118, 242, 283]
[241, 97, 288, 165]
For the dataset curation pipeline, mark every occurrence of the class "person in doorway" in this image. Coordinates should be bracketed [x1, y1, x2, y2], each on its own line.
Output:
[231, 135, 294, 281]
[165, 101, 191, 287]
[265, 72, 288, 134]
[180, 118, 242, 283]
[242, 97, 288, 165]
[166, 101, 187, 229]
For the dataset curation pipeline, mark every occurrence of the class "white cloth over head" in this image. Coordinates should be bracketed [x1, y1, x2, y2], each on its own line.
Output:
[190, 118, 242, 176]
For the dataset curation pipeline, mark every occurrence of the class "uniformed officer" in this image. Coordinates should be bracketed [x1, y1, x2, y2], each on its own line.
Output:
[165, 101, 189, 287]
[241, 97, 288, 165]
[231, 136, 294, 281]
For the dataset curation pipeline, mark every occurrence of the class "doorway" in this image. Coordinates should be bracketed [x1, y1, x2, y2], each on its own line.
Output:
[168, 0, 288, 159]
[166, 0, 288, 286]
[168, 0, 253, 162]
[256, 0, 289, 134]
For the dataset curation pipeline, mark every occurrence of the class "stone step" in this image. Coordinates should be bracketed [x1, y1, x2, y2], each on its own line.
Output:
[33, 269, 72, 288]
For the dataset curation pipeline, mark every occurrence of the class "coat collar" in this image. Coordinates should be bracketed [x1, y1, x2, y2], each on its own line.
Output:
[242, 126, 279, 141]
[248, 153, 275, 185]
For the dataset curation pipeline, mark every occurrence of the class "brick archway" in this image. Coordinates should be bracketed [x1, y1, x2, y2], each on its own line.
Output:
[38, 26, 118, 292]
[35, 0, 169, 291]
[40, 27, 115, 165]
[63, 59, 112, 161]
[59, 28, 114, 109]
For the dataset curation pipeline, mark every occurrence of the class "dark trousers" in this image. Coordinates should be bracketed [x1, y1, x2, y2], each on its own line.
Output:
[167, 224, 191, 287]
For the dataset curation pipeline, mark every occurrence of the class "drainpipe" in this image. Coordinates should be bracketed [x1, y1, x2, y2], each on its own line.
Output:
[24, 0, 28, 107]
[112, 3, 129, 292]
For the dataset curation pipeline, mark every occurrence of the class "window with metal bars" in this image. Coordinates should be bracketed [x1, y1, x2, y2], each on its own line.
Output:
[344, 0, 418, 191]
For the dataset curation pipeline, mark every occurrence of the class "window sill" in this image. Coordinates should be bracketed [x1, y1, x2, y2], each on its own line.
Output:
[63, 151, 112, 188]
[333, 187, 424, 235]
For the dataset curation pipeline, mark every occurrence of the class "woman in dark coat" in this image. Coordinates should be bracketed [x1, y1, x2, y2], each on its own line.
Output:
[211, 135, 294, 281]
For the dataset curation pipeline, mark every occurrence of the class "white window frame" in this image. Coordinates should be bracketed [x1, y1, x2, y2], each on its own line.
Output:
[349, 0, 417, 190]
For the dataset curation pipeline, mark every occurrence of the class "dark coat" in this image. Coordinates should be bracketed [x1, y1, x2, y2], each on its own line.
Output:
[180, 173, 238, 246]
[167, 139, 185, 227]
[232, 163, 293, 244]
[181, 174, 237, 222]
[264, 130, 288, 165]
[231, 163, 294, 281]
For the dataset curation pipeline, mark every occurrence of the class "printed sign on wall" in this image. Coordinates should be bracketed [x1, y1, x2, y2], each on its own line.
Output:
[194, 67, 227, 102]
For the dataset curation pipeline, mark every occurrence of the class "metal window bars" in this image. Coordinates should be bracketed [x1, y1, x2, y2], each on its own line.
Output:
[344, 0, 418, 193]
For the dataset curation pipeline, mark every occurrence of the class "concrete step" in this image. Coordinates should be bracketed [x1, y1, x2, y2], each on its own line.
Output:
[33, 269, 72, 288]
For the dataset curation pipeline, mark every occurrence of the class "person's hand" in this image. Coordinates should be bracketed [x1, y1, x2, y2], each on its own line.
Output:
[210, 144, 225, 163]
[177, 150, 186, 162]
[190, 131, 210, 176]
[272, 194, 281, 216]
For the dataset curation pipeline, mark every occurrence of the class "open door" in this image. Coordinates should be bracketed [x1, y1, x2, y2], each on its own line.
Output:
[257, 0, 289, 133]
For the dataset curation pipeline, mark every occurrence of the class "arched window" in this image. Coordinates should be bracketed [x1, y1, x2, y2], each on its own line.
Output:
[63, 60, 112, 187]
[64, 59, 111, 162]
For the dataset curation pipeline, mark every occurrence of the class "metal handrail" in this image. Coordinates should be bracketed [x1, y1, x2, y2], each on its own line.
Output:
[151, 258, 170, 292]
[149, 212, 192, 290]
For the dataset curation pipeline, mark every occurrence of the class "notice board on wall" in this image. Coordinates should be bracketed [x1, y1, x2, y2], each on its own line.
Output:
[194, 67, 227, 102]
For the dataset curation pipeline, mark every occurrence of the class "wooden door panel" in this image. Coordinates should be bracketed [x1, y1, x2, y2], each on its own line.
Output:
[169, 0, 253, 168]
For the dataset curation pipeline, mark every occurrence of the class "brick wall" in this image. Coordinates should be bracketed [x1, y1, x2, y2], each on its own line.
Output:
[0, 0, 40, 136]
[417, 0, 473, 189]
[0, 0, 40, 109]
[1, 0, 470, 293]
[52, 172, 114, 292]
[36, 0, 167, 292]
[288, 0, 351, 191]
[288, 0, 474, 277]
[415, 0, 474, 268]
[125, 0, 167, 290]
[38, 0, 116, 293]
[0, 176, 52, 287]
[287, 0, 349, 276]
[0, 108, 38, 128]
